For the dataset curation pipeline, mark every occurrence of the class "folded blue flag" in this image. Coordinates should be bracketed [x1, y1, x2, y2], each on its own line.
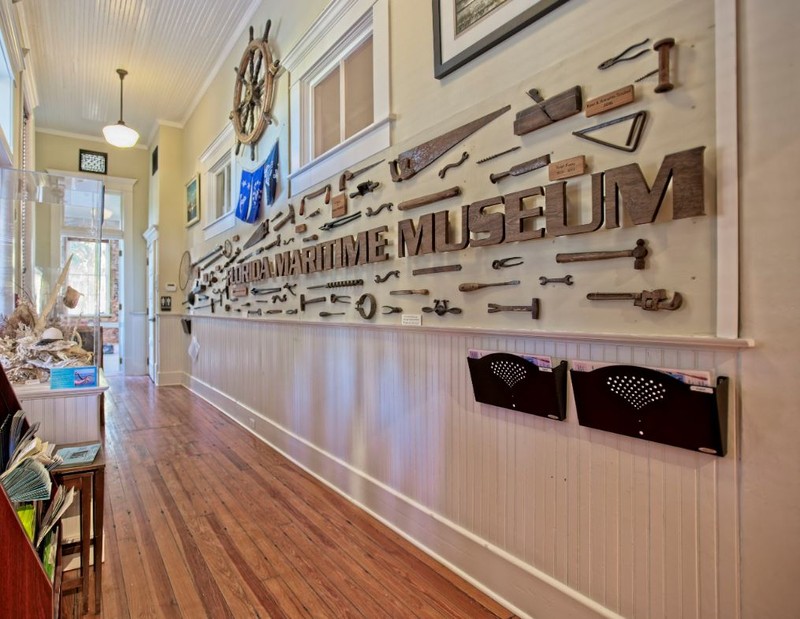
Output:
[263, 140, 279, 207]
[236, 162, 265, 223]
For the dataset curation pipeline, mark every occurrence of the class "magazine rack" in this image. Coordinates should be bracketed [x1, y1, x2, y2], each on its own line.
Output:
[467, 353, 568, 420]
[569, 364, 729, 455]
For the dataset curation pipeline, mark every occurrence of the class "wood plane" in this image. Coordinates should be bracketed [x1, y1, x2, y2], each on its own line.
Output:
[513, 86, 582, 136]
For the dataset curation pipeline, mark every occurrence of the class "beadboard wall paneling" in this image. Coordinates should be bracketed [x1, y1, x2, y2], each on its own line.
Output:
[155, 314, 190, 385]
[182, 316, 740, 619]
[17, 391, 103, 444]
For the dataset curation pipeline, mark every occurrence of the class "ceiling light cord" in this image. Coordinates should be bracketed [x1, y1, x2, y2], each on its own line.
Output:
[103, 68, 139, 148]
[117, 68, 126, 124]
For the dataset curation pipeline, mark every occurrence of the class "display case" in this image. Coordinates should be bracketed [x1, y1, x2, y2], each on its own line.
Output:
[0, 168, 104, 384]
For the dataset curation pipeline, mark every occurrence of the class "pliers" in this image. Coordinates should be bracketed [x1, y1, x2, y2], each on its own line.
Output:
[382, 305, 403, 314]
[492, 256, 524, 269]
[598, 38, 650, 70]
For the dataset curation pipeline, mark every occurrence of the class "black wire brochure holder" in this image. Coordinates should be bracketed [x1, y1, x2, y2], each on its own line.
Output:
[467, 353, 568, 420]
[569, 364, 729, 456]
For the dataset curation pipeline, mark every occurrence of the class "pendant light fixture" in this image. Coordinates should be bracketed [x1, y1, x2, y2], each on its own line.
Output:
[103, 68, 139, 148]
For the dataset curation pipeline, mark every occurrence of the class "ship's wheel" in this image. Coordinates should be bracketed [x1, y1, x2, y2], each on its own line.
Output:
[230, 20, 280, 161]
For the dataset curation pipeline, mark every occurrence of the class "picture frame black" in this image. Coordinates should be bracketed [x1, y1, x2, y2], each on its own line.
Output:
[78, 149, 108, 175]
[185, 174, 200, 228]
[432, 0, 571, 79]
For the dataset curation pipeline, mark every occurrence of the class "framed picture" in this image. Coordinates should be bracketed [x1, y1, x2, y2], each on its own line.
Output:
[432, 0, 571, 79]
[78, 149, 108, 174]
[185, 175, 200, 227]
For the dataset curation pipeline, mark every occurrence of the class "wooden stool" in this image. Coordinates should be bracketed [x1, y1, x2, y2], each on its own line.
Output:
[53, 444, 105, 614]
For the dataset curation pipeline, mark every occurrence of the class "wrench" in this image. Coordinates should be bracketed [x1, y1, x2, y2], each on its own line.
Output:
[539, 275, 574, 286]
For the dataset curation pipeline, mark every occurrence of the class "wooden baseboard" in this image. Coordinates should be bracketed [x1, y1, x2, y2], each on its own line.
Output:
[186, 374, 620, 619]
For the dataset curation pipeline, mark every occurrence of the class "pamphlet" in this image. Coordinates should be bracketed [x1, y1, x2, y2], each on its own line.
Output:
[54, 443, 101, 468]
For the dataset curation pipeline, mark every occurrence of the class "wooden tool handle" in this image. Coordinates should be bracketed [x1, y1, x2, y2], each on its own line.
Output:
[654, 38, 675, 93]
[586, 292, 637, 300]
[397, 186, 461, 211]
[459, 280, 520, 292]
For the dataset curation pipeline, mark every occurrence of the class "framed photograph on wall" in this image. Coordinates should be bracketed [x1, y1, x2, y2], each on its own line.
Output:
[185, 175, 200, 227]
[432, 0, 571, 79]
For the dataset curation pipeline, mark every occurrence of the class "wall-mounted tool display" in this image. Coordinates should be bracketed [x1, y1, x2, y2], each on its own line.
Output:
[587, 288, 683, 311]
[338, 159, 385, 191]
[299, 294, 326, 311]
[585, 85, 635, 117]
[200, 251, 225, 271]
[412, 264, 462, 276]
[266, 309, 283, 314]
[476, 146, 521, 164]
[282, 238, 294, 245]
[284, 283, 297, 297]
[374, 270, 400, 283]
[390, 289, 429, 296]
[194, 300, 216, 312]
[243, 219, 270, 250]
[251, 286, 282, 295]
[331, 193, 347, 218]
[299, 185, 331, 216]
[573, 110, 647, 152]
[302, 234, 319, 243]
[597, 38, 650, 70]
[382, 306, 403, 314]
[307, 279, 364, 289]
[438, 152, 469, 179]
[355, 293, 377, 319]
[653, 38, 675, 93]
[492, 257, 524, 269]
[349, 181, 380, 199]
[237, 245, 266, 264]
[556, 238, 648, 269]
[489, 154, 551, 184]
[270, 209, 284, 222]
[247, 309, 263, 317]
[264, 235, 282, 250]
[191, 245, 223, 268]
[422, 299, 462, 316]
[397, 187, 461, 212]
[548, 155, 587, 181]
[389, 104, 510, 182]
[487, 299, 541, 319]
[271, 294, 287, 303]
[319, 211, 362, 231]
[458, 280, 520, 292]
[539, 275, 574, 286]
[513, 87, 582, 136]
[306, 208, 321, 218]
[320, 312, 346, 318]
[330, 294, 351, 304]
[366, 203, 393, 217]
[222, 248, 242, 269]
[273, 204, 295, 231]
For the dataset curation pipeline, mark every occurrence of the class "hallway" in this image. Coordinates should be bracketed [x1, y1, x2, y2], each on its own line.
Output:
[62, 376, 512, 618]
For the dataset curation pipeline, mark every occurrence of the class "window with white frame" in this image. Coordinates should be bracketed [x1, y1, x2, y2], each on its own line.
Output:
[0, 28, 15, 163]
[199, 123, 237, 240]
[209, 153, 232, 222]
[283, 0, 390, 195]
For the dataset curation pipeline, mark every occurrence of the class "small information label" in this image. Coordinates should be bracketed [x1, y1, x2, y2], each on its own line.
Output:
[51, 366, 98, 389]
[585, 84, 635, 117]
[401, 314, 422, 326]
[549, 155, 587, 181]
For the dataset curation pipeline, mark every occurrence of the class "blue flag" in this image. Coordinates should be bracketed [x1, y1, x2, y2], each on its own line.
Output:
[236, 163, 265, 223]
[263, 140, 279, 206]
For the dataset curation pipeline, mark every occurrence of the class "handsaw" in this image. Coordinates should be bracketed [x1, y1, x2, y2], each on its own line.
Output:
[243, 218, 270, 249]
[388, 104, 510, 182]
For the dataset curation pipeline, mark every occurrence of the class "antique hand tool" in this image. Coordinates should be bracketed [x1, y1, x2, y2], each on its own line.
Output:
[247, 308, 263, 316]
[240, 302, 252, 307]
[389, 104, 510, 182]
[266, 309, 283, 314]
[295, 224, 307, 234]
[196, 294, 209, 302]
[255, 299, 273, 304]
[390, 289, 429, 296]
[476, 146, 521, 164]
[299, 294, 326, 311]
[243, 219, 270, 249]
[273, 204, 295, 231]
[283, 283, 297, 296]
[237, 245, 266, 264]
[598, 38, 650, 70]
[270, 209, 284, 222]
[438, 151, 469, 179]
[339, 159, 385, 191]
[458, 280, 520, 292]
[302, 234, 319, 243]
[306, 208, 322, 218]
[271, 294, 287, 303]
[194, 300, 216, 312]
[634, 69, 659, 83]
[382, 306, 403, 314]
[653, 38, 675, 93]
[286, 309, 298, 315]
[200, 252, 225, 271]
[366, 202, 393, 217]
[572, 110, 647, 152]
[191, 245, 223, 268]
[355, 293, 377, 319]
[283, 238, 295, 245]
[492, 256, 524, 269]
[251, 286, 282, 295]
[320, 311, 346, 318]
[422, 299, 462, 316]
[222, 248, 241, 269]
[539, 275, 574, 286]
[319, 211, 362, 231]
[397, 187, 461, 212]
[264, 234, 282, 250]
[556, 238, 648, 269]
[412, 264, 462, 276]
[374, 270, 400, 283]
[330, 294, 351, 304]
[489, 154, 550, 184]
[349, 180, 380, 199]
[487, 298, 540, 319]
[307, 279, 364, 289]
[300, 185, 330, 216]
[586, 288, 683, 311]
[514, 87, 582, 136]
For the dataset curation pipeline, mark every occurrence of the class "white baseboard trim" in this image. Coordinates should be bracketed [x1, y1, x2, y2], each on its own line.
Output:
[157, 370, 188, 386]
[184, 373, 620, 619]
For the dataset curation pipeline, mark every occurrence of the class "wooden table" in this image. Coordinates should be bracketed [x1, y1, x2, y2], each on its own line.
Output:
[53, 442, 105, 614]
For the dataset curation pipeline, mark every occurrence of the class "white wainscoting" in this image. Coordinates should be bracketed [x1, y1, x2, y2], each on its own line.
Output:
[156, 314, 190, 385]
[125, 312, 149, 376]
[183, 316, 742, 619]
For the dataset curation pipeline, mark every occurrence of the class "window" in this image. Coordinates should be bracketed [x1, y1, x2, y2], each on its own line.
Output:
[63, 238, 112, 316]
[199, 124, 237, 239]
[209, 154, 232, 222]
[0, 28, 15, 164]
[284, 0, 390, 195]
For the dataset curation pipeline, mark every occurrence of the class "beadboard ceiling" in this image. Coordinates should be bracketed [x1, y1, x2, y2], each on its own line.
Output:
[21, 0, 260, 143]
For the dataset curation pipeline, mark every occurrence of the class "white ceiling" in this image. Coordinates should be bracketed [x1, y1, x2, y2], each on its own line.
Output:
[20, 0, 260, 143]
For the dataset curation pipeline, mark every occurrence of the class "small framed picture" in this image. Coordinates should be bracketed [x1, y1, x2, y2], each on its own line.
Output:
[78, 149, 108, 174]
[186, 175, 200, 227]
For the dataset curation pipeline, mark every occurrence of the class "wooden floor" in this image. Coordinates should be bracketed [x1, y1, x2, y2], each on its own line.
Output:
[62, 376, 513, 618]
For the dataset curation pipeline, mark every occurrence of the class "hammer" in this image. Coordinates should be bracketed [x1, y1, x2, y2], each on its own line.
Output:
[299, 294, 326, 311]
[273, 204, 295, 231]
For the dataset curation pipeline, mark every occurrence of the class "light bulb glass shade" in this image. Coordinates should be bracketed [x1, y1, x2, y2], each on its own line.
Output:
[103, 121, 139, 148]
